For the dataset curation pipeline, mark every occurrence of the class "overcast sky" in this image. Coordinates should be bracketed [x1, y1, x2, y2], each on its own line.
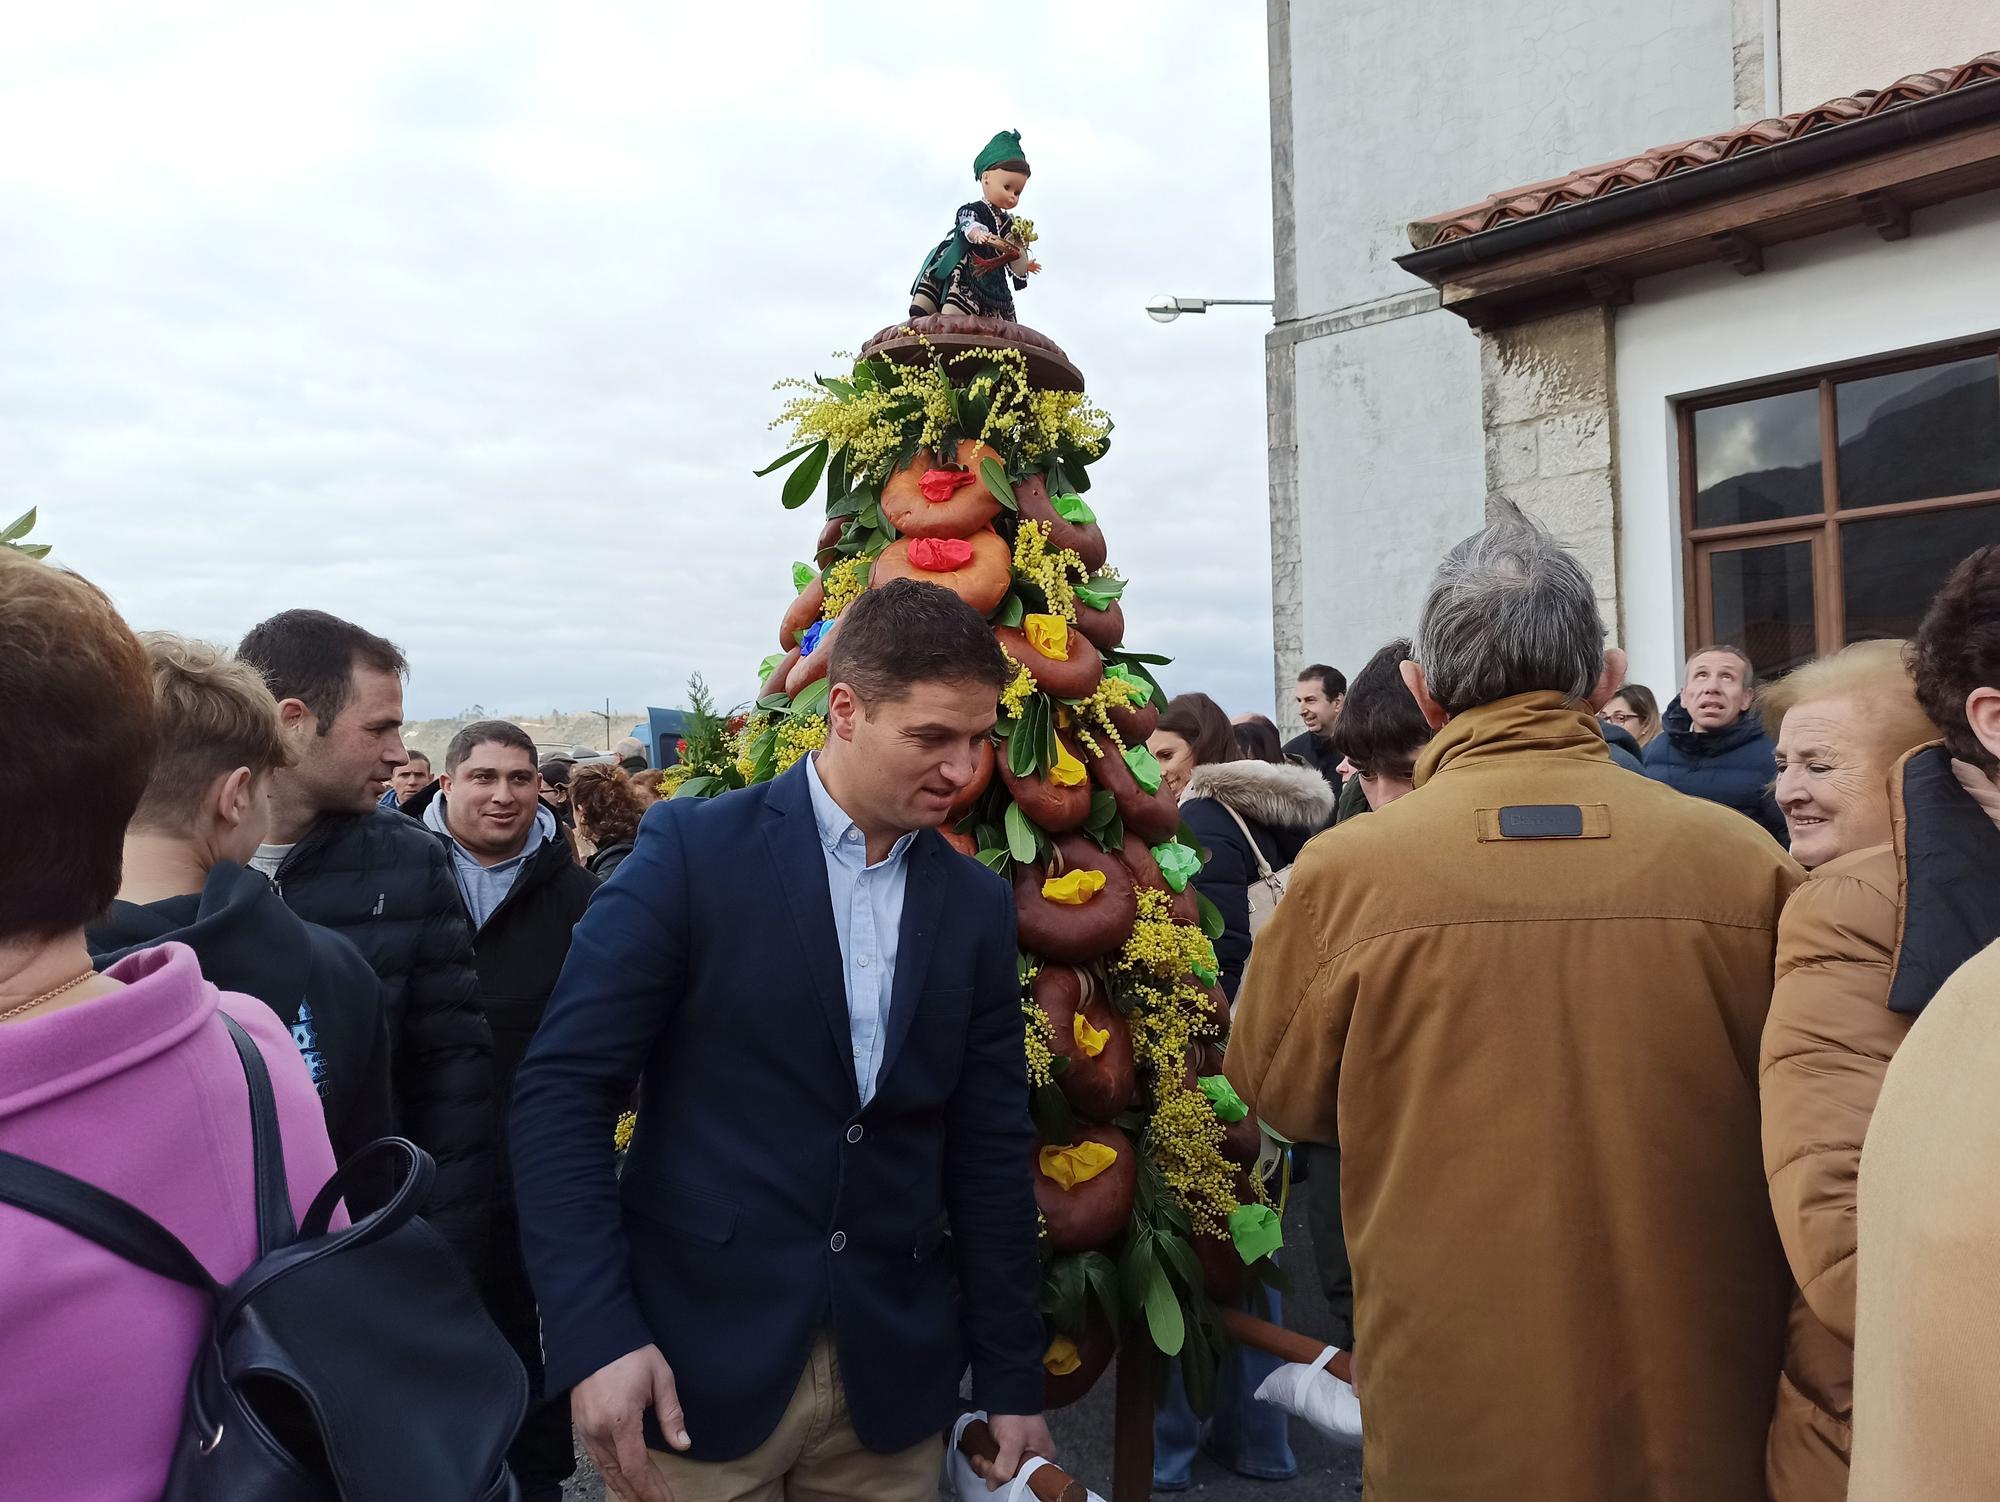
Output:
[0, 3, 1275, 723]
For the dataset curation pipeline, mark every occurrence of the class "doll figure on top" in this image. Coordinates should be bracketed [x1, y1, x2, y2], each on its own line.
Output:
[908, 129, 1042, 322]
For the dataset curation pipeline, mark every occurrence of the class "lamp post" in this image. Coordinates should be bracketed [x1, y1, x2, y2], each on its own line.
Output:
[1144, 295, 1274, 323]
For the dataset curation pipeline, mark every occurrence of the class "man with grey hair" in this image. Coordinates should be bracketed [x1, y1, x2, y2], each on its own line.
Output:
[1643, 644, 1786, 843]
[1226, 508, 1802, 1502]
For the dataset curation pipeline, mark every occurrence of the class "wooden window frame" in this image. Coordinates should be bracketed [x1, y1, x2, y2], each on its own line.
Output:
[1678, 337, 2000, 660]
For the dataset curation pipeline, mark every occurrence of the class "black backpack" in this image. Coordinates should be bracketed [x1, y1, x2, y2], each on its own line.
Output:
[0, 1014, 527, 1500]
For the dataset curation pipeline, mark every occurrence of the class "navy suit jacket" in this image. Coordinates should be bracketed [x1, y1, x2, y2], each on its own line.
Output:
[510, 759, 1045, 1460]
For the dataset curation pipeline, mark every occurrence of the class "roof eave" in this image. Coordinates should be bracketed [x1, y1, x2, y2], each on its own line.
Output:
[1396, 76, 2000, 303]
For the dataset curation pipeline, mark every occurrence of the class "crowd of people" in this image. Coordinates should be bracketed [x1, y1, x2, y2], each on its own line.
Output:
[2, 514, 1998, 1502]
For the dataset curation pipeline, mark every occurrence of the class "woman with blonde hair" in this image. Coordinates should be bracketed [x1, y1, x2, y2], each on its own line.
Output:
[1756, 637, 1946, 1500]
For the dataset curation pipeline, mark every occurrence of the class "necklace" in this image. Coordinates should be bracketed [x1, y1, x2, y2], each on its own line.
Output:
[0, 969, 97, 1023]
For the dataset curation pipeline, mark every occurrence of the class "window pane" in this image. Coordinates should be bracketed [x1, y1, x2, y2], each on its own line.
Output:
[1836, 355, 2000, 509]
[1842, 502, 2000, 642]
[1692, 389, 1824, 528]
[1709, 541, 1818, 681]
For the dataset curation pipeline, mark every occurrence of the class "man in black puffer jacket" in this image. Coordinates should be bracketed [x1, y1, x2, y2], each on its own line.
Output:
[1643, 644, 1787, 845]
[412, 720, 598, 1502]
[237, 610, 497, 1275]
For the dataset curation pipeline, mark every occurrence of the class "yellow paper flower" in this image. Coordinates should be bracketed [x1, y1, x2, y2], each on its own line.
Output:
[1024, 613, 1070, 662]
[1041, 868, 1106, 906]
[1038, 1140, 1118, 1190]
[1044, 1336, 1081, 1375]
[1073, 1012, 1109, 1058]
[1049, 738, 1086, 788]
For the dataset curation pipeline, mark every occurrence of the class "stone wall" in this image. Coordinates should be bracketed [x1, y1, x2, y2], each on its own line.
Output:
[1479, 306, 1624, 645]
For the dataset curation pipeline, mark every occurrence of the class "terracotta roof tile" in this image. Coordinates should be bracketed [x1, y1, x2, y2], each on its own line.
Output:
[1408, 52, 2000, 249]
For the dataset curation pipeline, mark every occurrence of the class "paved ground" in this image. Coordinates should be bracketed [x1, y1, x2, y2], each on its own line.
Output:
[564, 1195, 1362, 1501]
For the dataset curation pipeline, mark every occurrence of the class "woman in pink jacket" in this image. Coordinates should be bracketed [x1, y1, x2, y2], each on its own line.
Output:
[0, 553, 340, 1502]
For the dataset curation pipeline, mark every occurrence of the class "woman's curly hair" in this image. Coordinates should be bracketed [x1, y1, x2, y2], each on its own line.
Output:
[570, 763, 647, 846]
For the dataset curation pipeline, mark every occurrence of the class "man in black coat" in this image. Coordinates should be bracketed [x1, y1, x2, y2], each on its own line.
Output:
[236, 610, 497, 1273]
[86, 633, 393, 1202]
[1281, 663, 1347, 794]
[414, 719, 598, 1502]
[1642, 645, 1787, 843]
[511, 581, 1051, 1502]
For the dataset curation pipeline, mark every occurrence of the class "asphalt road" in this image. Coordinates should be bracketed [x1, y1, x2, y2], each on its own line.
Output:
[563, 1194, 1363, 1501]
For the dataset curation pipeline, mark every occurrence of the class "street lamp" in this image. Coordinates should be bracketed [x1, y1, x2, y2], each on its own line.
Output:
[1145, 294, 1275, 323]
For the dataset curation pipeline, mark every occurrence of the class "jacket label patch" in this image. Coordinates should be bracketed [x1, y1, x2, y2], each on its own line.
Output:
[1479, 804, 1612, 841]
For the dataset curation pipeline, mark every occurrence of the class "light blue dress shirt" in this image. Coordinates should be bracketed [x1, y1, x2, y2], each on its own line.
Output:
[804, 754, 916, 1107]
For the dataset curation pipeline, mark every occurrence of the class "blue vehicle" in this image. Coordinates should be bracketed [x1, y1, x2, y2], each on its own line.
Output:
[637, 708, 690, 768]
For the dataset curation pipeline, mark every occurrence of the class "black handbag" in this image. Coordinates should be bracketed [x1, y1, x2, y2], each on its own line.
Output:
[0, 1014, 527, 1500]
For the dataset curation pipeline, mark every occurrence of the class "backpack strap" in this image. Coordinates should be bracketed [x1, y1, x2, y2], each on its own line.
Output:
[221, 1012, 297, 1255]
[0, 1150, 220, 1296]
[1215, 799, 1278, 882]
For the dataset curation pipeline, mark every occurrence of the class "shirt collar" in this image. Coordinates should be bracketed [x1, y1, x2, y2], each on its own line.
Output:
[804, 754, 917, 865]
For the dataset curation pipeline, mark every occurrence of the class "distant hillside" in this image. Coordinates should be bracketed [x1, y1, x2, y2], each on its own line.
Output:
[402, 709, 646, 765]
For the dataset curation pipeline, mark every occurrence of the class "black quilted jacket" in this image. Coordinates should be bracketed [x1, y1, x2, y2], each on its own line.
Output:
[268, 806, 496, 1273]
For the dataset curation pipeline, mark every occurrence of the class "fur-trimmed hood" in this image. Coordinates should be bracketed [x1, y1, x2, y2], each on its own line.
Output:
[1182, 758, 1335, 830]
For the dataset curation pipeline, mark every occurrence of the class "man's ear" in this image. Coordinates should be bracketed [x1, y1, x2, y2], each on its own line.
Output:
[1399, 660, 1450, 730]
[213, 766, 256, 830]
[825, 681, 861, 743]
[1966, 686, 2000, 766]
[275, 697, 317, 741]
[1586, 648, 1630, 712]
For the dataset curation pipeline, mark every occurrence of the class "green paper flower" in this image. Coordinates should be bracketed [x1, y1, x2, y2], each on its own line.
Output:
[1228, 1202, 1283, 1264]
[1104, 663, 1155, 706]
[1192, 961, 1219, 988]
[1125, 744, 1163, 794]
[1198, 1074, 1248, 1123]
[1051, 491, 1097, 525]
[792, 561, 816, 593]
[757, 653, 785, 682]
[1075, 582, 1114, 612]
[1152, 842, 1200, 892]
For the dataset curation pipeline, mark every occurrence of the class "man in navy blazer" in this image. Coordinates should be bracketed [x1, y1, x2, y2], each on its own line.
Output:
[511, 580, 1052, 1502]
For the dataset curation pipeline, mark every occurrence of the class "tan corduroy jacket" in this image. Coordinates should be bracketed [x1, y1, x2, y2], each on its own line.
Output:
[1225, 693, 1803, 1502]
[1759, 844, 1910, 1500]
[1851, 939, 2000, 1501]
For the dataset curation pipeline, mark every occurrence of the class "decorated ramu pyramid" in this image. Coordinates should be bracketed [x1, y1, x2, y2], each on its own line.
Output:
[664, 134, 1280, 1412]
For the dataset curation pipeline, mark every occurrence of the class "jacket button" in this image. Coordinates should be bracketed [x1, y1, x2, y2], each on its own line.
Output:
[846, 1124, 863, 1144]
[829, 1231, 847, 1252]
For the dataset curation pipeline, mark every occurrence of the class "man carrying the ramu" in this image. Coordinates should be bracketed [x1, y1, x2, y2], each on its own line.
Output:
[511, 579, 1053, 1502]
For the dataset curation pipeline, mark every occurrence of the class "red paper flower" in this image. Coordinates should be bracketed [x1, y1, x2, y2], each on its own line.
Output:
[676, 738, 688, 755]
[918, 468, 979, 503]
[908, 537, 975, 572]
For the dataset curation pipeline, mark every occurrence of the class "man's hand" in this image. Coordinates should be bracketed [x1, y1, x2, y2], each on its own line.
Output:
[571, 1345, 688, 1502]
[973, 1412, 1056, 1491]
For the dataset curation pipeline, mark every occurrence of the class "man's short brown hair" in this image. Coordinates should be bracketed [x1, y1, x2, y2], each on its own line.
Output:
[236, 608, 407, 734]
[444, 719, 537, 773]
[131, 633, 292, 833]
[824, 578, 1008, 705]
[1911, 543, 2000, 774]
[0, 554, 158, 940]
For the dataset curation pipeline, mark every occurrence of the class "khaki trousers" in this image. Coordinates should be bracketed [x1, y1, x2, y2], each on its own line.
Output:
[648, 1333, 942, 1502]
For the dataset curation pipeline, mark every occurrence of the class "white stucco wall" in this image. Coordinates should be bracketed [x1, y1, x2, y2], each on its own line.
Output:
[1292, 309, 1485, 666]
[1272, 0, 1744, 716]
[1613, 188, 2000, 694]
[1776, 0, 2000, 110]
[1286, 0, 1739, 319]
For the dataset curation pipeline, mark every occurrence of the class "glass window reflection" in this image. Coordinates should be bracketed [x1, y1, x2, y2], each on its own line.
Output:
[1836, 356, 2000, 508]
[1693, 389, 1823, 528]
[1843, 502, 2000, 641]
[1709, 541, 1817, 681]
